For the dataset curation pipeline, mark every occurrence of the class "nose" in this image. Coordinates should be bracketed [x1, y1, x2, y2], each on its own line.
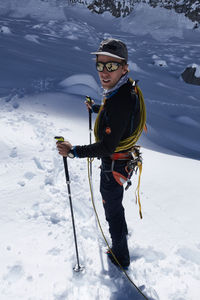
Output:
[101, 66, 109, 75]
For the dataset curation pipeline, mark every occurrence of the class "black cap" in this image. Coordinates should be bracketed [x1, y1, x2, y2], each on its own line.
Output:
[91, 38, 128, 61]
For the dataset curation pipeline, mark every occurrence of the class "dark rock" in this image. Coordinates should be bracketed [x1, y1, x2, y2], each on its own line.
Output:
[87, 0, 134, 18]
[181, 65, 200, 85]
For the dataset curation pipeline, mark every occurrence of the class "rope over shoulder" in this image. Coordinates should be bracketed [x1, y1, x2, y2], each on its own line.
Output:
[114, 79, 147, 152]
[93, 78, 147, 152]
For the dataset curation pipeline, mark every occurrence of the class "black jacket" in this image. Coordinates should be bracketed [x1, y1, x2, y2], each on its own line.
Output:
[75, 79, 140, 158]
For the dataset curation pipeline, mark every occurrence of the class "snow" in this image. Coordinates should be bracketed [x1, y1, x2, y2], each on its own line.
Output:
[189, 64, 200, 78]
[25, 34, 40, 44]
[128, 62, 147, 74]
[0, 26, 12, 34]
[153, 59, 168, 67]
[0, 2, 200, 300]
[0, 0, 66, 21]
[195, 66, 200, 78]
[59, 74, 101, 99]
[120, 3, 194, 41]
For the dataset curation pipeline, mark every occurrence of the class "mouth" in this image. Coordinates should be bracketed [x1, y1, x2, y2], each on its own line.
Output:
[102, 79, 110, 83]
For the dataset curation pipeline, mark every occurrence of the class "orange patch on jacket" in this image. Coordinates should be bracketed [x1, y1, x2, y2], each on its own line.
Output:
[105, 127, 111, 134]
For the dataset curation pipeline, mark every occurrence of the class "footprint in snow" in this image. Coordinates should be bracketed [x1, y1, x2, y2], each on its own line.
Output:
[18, 172, 36, 187]
[33, 156, 44, 170]
[131, 246, 166, 263]
[44, 175, 54, 185]
[3, 264, 24, 283]
[26, 275, 33, 282]
[24, 172, 36, 180]
[47, 247, 62, 256]
[17, 180, 26, 187]
[176, 247, 200, 265]
[9, 147, 18, 158]
[12, 102, 19, 109]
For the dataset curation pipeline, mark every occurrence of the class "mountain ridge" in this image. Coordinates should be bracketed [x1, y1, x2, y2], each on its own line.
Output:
[68, 0, 200, 24]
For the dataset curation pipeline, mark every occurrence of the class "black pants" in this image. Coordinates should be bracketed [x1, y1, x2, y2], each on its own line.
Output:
[100, 158, 130, 264]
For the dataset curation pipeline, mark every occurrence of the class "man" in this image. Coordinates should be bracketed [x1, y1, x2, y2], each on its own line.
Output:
[57, 38, 144, 268]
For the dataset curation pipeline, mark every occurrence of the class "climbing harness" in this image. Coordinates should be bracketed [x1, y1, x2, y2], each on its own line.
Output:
[125, 146, 143, 219]
[101, 146, 143, 219]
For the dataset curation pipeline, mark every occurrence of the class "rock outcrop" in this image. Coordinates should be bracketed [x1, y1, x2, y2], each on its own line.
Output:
[181, 64, 200, 85]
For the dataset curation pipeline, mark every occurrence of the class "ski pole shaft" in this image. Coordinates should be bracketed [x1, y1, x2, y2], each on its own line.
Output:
[63, 156, 81, 271]
[89, 107, 92, 176]
[86, 96, 92, 134]
[55, 136, 83, 272]
[86, 96, 93, 176]
[89, 109, 92, 145]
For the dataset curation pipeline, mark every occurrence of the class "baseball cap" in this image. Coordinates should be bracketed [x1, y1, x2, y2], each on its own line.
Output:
[91, 38, 128, 61]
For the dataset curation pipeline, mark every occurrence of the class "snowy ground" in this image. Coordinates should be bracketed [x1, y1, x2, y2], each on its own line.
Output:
[0, 3, 200, 300]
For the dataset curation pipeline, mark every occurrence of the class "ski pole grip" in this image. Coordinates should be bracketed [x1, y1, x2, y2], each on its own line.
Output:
[85, 95, 92, 105]
[55, 136, 64, 142]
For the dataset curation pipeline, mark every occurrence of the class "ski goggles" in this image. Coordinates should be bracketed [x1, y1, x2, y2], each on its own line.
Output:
[96, 61, 123, 72]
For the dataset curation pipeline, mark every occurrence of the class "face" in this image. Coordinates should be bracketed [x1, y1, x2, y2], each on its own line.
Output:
[97, 55, 128, 90]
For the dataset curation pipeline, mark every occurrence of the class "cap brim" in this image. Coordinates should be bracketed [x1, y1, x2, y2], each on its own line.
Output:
[91, 51, 126, 60]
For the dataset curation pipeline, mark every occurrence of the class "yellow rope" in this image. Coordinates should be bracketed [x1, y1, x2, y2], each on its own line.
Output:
[94, 98, 106, 141]
[94, 81, 147, 153]
[115, 84, 146, 152]
[87, 158, 149, 300]
[135, 162, 143, 219]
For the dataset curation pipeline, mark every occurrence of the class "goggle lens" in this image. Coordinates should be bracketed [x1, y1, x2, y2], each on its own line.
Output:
[96, 61, 122, 72]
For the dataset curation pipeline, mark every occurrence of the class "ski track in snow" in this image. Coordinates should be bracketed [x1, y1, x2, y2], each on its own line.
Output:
[0, 5, 200, 300]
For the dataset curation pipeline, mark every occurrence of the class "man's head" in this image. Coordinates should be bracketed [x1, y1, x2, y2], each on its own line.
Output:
[91, 38, 128, 61]
[91, 38, 129, 90]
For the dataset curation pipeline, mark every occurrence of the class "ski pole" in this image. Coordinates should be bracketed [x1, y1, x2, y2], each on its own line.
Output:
[55, 136, 84, 272]
[85, 96, 93, 177]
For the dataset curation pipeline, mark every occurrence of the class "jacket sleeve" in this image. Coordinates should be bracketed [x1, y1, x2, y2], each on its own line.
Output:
[74, 94, 137, 158]
[91, 104, 101, 113]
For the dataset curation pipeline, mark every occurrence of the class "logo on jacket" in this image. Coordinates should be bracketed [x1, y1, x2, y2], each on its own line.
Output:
[105, 127, 111, 134]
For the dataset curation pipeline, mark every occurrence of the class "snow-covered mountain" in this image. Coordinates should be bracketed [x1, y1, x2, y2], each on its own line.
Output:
[71, 0, 200, 23]
[0, 0, 200, 23]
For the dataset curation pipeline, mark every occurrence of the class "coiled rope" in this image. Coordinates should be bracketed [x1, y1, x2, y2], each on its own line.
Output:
[93, 80, 147, 153]
[87, 157, 149, 300]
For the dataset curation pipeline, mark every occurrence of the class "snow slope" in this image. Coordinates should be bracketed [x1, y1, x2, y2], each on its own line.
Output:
[0, 3, 200, 300]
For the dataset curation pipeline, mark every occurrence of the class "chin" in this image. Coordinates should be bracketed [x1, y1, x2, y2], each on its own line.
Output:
[101, 82, 112, 89]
